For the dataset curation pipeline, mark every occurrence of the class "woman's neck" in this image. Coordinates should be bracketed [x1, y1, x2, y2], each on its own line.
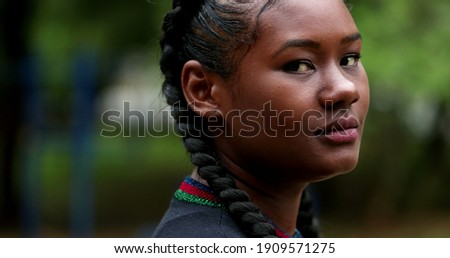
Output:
[214, 152, 308, 236]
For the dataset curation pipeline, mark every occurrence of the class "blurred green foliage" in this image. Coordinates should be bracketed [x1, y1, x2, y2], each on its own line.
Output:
[27, 0, 171, 125]
[352, 0, 450, 100]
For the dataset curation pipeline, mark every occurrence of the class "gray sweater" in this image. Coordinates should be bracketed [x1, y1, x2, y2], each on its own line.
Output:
[152, 198, 246, 238]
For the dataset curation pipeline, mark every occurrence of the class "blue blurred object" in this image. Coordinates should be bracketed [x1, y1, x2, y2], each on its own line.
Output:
[19, 56, 43, 237]
[70, 49, 97, 237]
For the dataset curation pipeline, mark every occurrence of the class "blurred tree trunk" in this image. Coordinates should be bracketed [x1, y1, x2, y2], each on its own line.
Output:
[0, 0, 32, 230]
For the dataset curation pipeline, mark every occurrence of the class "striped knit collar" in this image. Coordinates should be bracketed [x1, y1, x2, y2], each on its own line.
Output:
[174, 176, 224, 208]
[174, 176, 302, 238]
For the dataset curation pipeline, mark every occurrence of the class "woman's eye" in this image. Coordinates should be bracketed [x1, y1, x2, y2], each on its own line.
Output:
[340, 54, 361, 67]
[284, 60, 315, 73]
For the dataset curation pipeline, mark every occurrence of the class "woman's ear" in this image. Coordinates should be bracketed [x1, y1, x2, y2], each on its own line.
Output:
[181, 60, 228, 117]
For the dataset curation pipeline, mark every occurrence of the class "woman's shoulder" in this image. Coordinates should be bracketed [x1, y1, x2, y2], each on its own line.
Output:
[152, 198, 245, 238]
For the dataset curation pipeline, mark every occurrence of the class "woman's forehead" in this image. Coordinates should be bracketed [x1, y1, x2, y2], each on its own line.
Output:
[255, 0, 357, 44]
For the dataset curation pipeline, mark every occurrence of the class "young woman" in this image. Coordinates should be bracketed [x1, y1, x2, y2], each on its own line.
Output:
[153, 0, 370, 238]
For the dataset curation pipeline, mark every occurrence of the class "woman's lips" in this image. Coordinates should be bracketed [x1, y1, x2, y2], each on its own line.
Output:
[315, 117, 359, 143]
[323, 127, 358, 143]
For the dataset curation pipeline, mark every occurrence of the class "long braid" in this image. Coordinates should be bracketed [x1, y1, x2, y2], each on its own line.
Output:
[160, 0, 319, 238]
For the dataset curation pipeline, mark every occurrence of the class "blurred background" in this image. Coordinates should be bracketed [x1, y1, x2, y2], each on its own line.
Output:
[0, 0, 449, 237]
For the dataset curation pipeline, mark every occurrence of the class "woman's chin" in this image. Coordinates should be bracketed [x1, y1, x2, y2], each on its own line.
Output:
[315, 156, 360, 181]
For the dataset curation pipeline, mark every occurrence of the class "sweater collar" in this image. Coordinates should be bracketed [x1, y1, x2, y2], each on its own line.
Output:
[174, 176, 302, 238]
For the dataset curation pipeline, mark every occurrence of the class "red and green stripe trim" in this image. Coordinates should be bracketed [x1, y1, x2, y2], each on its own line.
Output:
[174, 177, 224, 208]
[274, 228, 302, 238]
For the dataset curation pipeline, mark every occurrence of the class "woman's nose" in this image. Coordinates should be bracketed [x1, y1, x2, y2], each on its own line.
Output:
[318, 65, 360, 110]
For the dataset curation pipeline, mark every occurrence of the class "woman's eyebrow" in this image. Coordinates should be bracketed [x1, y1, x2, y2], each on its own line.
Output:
[341, 32, 362, 44]
[272, 32, 362, 59]
[272, 39, 320, 59]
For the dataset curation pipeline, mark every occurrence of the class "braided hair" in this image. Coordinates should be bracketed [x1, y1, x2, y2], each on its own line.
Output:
[160, 0, 319, 238]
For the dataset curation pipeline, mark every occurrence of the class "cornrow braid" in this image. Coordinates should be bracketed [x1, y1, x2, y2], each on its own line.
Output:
[160, 0, 319, 238]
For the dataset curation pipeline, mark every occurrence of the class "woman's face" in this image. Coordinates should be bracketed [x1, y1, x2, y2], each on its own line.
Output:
[215, 0, 370, 182]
